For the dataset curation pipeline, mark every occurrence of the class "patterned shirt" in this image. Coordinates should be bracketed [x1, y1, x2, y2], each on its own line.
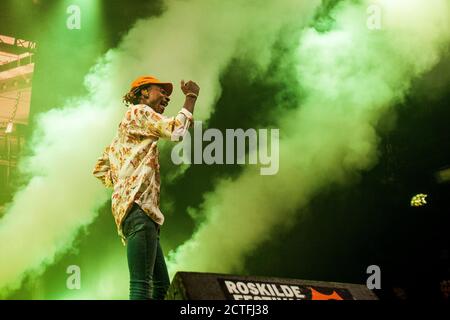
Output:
[93, 103, 192, 243]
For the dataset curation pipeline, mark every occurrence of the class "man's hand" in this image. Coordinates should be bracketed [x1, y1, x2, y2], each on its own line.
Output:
[181, 80, 200, 97]
[180, 80, 199, 114]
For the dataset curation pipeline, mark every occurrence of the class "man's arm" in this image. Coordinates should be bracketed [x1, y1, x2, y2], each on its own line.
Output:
[180, 80, 200, 114]
[92, 147, 113, 188]
[125, 105, 191, 141]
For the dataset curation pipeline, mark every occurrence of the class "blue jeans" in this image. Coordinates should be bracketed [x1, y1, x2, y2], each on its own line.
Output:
[122, 203, 170, 300]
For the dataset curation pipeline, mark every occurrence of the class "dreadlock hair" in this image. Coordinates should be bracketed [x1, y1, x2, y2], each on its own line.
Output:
[123, 85, 151, 106]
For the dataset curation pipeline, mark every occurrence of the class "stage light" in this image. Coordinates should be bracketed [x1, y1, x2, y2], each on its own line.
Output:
[410, 193, 428, 207]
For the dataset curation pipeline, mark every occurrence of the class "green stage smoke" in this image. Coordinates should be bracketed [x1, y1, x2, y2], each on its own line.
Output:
[166, 0, 450, 276]
[0, 0, 320, 298]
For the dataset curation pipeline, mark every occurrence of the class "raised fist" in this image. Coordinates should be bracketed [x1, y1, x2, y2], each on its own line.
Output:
[181, 80, 200, 97]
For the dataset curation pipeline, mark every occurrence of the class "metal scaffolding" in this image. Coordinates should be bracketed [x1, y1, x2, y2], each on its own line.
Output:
[0, 34, 35, 208]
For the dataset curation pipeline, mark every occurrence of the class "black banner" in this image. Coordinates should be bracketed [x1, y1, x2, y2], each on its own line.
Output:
[218, 278, 354, 300]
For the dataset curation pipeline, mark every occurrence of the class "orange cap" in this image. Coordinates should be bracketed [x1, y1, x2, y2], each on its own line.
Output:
[130, 76, 173, 96]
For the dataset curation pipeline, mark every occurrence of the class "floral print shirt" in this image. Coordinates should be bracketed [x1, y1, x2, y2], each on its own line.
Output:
[93, 104, 192, 243]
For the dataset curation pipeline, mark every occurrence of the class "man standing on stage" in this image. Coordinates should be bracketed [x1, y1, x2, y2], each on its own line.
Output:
[93, 75, 199, 300]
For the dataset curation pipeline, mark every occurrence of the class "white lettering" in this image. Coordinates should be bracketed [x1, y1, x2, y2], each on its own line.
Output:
[256, 283, 271, 296]
[366, 265, 381, 289]
[66, 265, 81, 290]
[247, 282, 260, 295]
[236, 281, 250, 294]
[366, 4, 382, 30]
[225, 280, 239, 294]
[259, 129, 279, 175]
[66, 5, 81, 30]
[280, 285, 295, 297]
[171, 121, 280, 175]
[203, 128, 223, 164]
